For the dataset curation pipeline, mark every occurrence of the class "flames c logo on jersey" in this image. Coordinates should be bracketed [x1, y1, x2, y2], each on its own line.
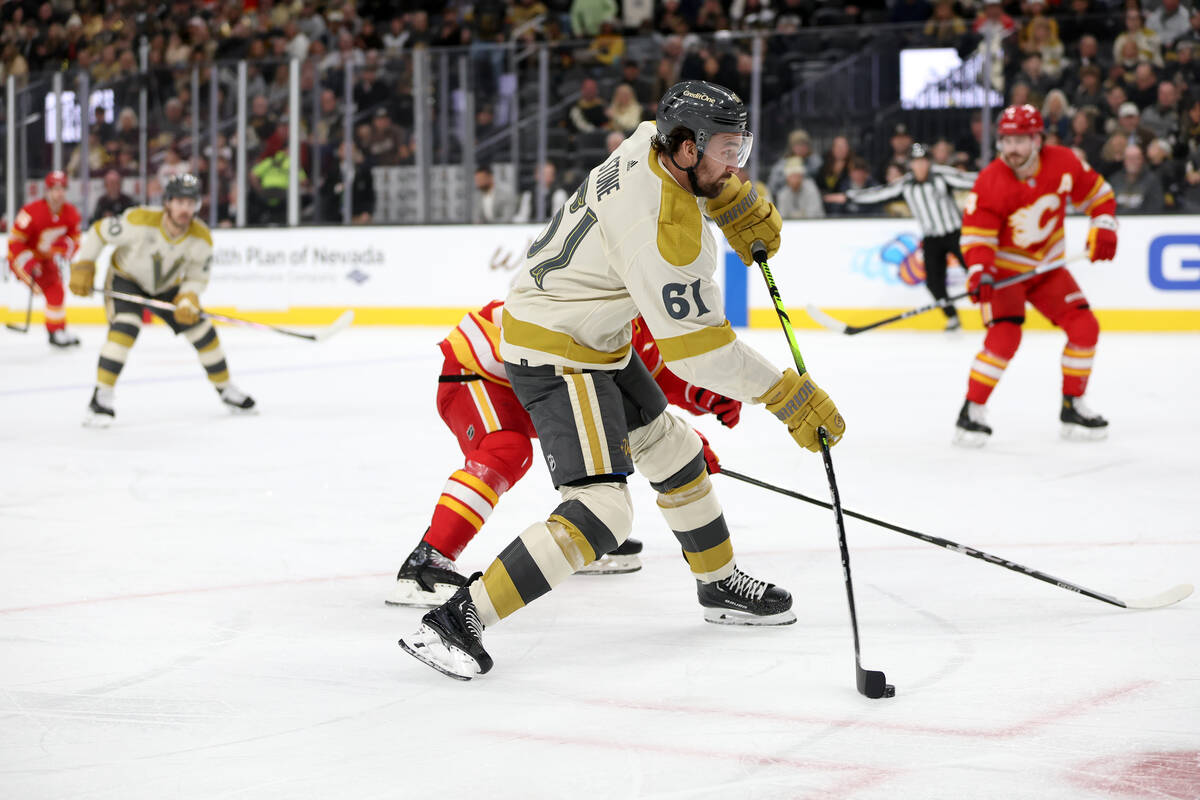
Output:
[1009, 194, 1061, 248]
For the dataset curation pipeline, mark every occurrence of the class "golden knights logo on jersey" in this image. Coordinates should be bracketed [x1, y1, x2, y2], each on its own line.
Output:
[152, 251, 187, 292]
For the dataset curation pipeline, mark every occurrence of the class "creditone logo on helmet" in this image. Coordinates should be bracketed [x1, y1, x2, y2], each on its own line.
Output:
[682, 90, 717, 103]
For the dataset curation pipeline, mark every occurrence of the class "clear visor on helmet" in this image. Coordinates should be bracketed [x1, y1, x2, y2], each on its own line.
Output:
[703, 131, 754, 168]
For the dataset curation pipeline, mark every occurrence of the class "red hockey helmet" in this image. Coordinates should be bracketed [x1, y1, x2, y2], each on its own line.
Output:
[996, 104, 1044, 137]
[45, 170, 68, 188]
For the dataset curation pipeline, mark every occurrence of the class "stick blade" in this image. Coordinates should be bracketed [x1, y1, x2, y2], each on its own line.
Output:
[857, 665, 895, 699]
[1124, 583, 1193, 610]
[805, 304, 850, 334]
[314, 310, 355, 342]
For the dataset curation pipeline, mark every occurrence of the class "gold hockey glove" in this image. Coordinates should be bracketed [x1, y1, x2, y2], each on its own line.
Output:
[174, 291, 201, 326]
[756, 368, 845, 453]
[69, 261, 95, 297]
[706, 174, 782, 266]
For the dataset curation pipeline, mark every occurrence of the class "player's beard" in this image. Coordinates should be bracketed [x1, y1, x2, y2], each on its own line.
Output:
[166, 208, 194, 231]
[696, 171, 733, 199]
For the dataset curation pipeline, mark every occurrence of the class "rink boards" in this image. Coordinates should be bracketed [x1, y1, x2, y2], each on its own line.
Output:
[2, 216, 1198, 331]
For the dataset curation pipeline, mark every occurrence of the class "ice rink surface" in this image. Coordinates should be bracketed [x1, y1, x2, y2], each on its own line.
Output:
[1, 321, 1197, 799]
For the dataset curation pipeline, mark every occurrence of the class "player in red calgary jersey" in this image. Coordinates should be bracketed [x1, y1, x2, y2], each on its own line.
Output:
[7, 171, 83, 346]
[955, 105, 1118, 446]
[386, 301, 741, 607]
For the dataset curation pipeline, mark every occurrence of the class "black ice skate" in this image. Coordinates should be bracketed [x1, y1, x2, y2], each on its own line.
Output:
[218, 384, 257, 413]
[953, 399, 992, 447]
[697, 566, 796, 626]
[944, 314, 961, 332]
[577, 537, 643, 575]
[385, 539, 467, 607]
[48, 329, 80, 348]
[399, 574, 493, 680]
[83, 387, 115, 428]
[1060, 395, 1108, 441]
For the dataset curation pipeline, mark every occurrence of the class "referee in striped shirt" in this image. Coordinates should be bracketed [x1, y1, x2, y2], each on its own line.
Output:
[830, 143, 977, 330]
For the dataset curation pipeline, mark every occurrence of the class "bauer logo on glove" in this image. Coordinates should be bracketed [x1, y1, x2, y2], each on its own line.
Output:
[706, 174, 782, 266]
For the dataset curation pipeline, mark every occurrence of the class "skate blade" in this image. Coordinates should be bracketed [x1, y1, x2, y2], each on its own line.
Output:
[82, 413, 113, 429]
[385, 578, 460, 608]
[953, 428, 989, 448]
[1060, 423, 1108, 441]
[224, 405, 259, 416]
[398, 623, 482, 681]
[576, 554, 642, 575]
[703, 607, 797, 626]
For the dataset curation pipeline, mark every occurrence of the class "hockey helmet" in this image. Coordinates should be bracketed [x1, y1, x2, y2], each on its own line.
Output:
[908, 142, 930, 160]
[655, 80, 753, 167]
[45, 170, 68, 189]
[997, 104, 1044, 136]
[164, 173, 202, 202]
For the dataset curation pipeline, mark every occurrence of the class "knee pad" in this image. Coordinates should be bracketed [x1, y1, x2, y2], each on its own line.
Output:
[983, 321, 1023, 361]
[628, 411, 703, 487]
[1060, 307, 1099, 349]
[547, 481, 633, 570]
[468, 430, 533, 492]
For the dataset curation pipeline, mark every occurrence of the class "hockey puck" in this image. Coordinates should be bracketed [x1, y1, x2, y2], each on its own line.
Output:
[883, 684, 896, 698]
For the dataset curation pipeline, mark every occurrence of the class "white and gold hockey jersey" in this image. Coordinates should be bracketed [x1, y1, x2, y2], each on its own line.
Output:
[74, 206, 214, 297]
[500, 121, 780, 403]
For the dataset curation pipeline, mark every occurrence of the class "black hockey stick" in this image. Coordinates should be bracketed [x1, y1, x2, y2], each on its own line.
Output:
[5, 278, 34, 333]
[817, 427, 895, 699]
[97, 287, 354, 342]
[806, 251, 1088, 335]
[752, 240, 893, 700]
[718, 467, 1193, 610]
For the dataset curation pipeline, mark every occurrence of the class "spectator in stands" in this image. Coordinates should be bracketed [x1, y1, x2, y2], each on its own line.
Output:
[511, 0, 550, 29]
[767, 128, 821, 199]
[1, 42, 30, 85]
[250, 141, 306, 225]
[383, 16, 408, 52]
[878, 123, 914, 181]
[1073, 65, 1106, 112]
[472, 164, 518, 224]
[90, 170, 135, 225]
[816, 135, 854, 198]
[1075, 35, 1108, 75]
[1148, 0, 1193, 48]
[157, 146, 190, 188]
[1166, 40, 1199, 87]
[605, 130, 625, 152]
[618, 59, 655, 116]
[568, 78, 608, 133]
[930, 137, 955, 166]
[955, 111, 986, 170]
[1143, 81, 1182, 140]
[1025, 16, 1066, 80]
[1102, 84, 1130, 133]
[589, 20, 625, 65]
[924, 0, 966, 46]
[1111, 143, 1165, 212]
[824, 158, 880, 216]
[1129, 63, 1162, 108]
[973, 0, 1016, 36]
[315, 89, 344, 148]
[1099, 132, 1130, 175]
[355, 66, 391, 115]
[1118, 102, 1157, 149]
[1060, 1, 1113, 51]
[365, 108, 402, 167]
[571, 0, 618, 36]
[1115, 8, 1165, 68]
[1013, 53, 1055, 107]
[1042, 90, 1073, 139]
[1181, 93, 1200, 155]
[1147, 138, 1183, 206]
[1066, 108, 1106, 166]
[321, 139, 374, 224]
[607, 83, 642, 134]
[775, 158, 825, 219]
[514, 162, 570, 223]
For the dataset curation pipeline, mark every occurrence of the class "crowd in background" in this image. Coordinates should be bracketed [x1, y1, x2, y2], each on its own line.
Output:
[1, 0, 1198, 226]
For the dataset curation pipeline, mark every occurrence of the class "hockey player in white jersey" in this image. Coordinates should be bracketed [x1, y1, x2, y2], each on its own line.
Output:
[68, 174, 255, 426]
[400, 81, 846, 680]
